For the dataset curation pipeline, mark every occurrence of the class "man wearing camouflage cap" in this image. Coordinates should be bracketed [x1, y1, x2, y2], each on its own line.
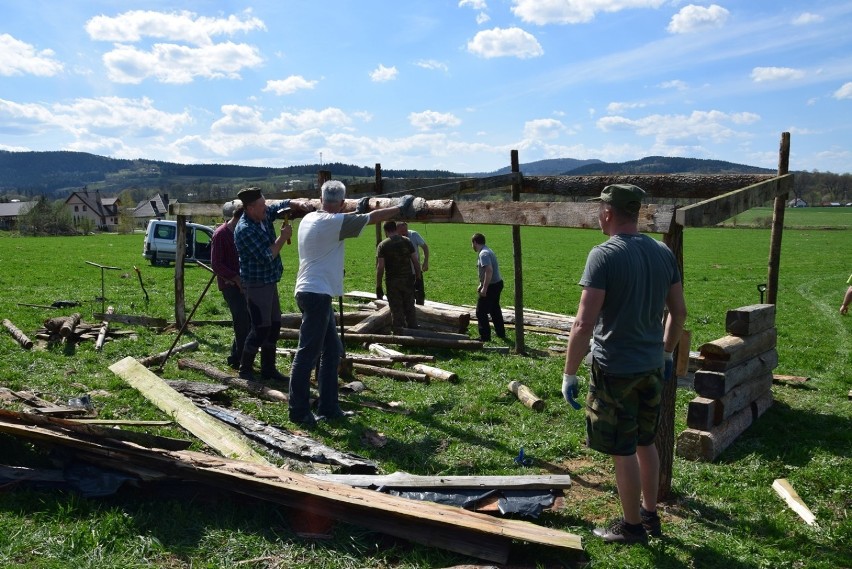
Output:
[562, 184, 687, 543]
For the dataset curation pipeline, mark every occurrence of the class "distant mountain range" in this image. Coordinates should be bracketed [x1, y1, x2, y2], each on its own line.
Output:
[0, 150, 776, 198]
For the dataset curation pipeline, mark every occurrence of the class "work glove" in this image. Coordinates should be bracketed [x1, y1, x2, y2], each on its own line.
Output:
[396, 195, 417, 219]
[663, 351, 674, 381]
[356, 197, 371, 214]
[376, 286, 384, 301]
[562, 373, 581, 410]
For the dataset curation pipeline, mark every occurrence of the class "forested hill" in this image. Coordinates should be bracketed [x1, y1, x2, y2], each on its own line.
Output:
[566, 156, 774, 175]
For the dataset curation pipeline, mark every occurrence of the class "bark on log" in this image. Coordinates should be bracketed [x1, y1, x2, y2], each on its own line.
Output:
[676, 389, 773, 462]
[374, 301, 472, 333]
[687, 371, 774, 429]
[367, 344, 456, 381]
[349, 306, 392, 334]
[508, 381, 544, 412]
[368, 343, 436, 363]
[278, 328, 484, 350]
[3, 318, 33, 350]
[725, 304, 776, 336]
[177, 358, 288, 402]
[60, 313, 81, 337]
[95, 306, 114, 351]
[521, 174, 776, 200]
[399, 328, 471, 341]
[353, 363, 429, 383]
[698, 328, 777, 368]
[137, 341, 200, 367]
[693, 349, 778, 399]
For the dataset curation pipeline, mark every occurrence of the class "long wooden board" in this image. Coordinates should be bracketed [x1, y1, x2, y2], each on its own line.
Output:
[109, 356, 269, 465]
[308, 472, 572, 489]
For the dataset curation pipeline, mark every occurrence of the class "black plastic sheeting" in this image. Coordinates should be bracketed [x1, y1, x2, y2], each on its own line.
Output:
[384, 487, 559, 518]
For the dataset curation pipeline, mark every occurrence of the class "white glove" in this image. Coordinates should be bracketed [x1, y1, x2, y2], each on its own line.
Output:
[562, 373, 581, 410]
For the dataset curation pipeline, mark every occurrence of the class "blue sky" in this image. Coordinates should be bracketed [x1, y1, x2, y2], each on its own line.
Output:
[2, 1, 851, 174]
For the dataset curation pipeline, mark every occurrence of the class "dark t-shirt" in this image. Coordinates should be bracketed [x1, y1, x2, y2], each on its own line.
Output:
[377, 235, 415, 281]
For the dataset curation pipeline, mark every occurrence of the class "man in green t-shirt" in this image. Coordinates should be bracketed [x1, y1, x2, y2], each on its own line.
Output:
[376, 221, 421, 334]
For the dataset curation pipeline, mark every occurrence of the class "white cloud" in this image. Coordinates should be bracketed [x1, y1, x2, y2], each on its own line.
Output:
[0, 96, 191, 137]
[263, 75, 318, 95]
[523, 118, 566, 140]
[792, 12, 824, 25]
[370, 64, 398, 82]
[512, 0, 666, 25]
[659, 80, 688, 91]
[415, 59, 449, 72]
[606, 101, 647, 113]
[102, 42, 263, 84]
[409, 110, 462, 131]
[85, 9, 265, 46]
[667, 4, 730, 34]
[597, 109, 760, 144]
[477, 12, 491, 24]
[751, 67, 805, 82]
[467, 27, 543, 59]
[834, 82, 852, 100]
[459, 0, 488, 9]
[0, 34, 63, 76]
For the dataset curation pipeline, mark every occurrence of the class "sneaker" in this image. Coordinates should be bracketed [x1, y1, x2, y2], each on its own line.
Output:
[316, 409, 355, 421]
[592, 518, 648, 544]
[640, 506, 662, 537]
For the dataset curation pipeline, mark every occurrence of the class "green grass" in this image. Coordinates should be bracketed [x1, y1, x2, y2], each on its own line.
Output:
[0, 223, 850, 568]
[719, 206, 852, 229]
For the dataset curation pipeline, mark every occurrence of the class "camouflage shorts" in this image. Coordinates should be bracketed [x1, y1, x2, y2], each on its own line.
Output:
[585, 359, 663, 456]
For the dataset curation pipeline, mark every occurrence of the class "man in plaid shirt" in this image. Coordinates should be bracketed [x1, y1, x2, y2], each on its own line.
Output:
[234, 187, 313, 382]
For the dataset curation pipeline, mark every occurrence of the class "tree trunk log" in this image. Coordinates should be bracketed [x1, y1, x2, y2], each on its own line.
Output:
[60, 313, 81, 337]
[508, 381, 544, 412]
[693, 349, 777, 399]
[352, 363, 429, 383]
[137, 341, 199, 367]
[698, 327, 777, 368]
[725, 304, 776, 336]
[349, 306, 392, 334]
[3, 318, 33, 350]
[177, 358, 288, 402]
[367, 344, 436, 363]
[278, 328, 484, 350]
[95, 306, 114, 351]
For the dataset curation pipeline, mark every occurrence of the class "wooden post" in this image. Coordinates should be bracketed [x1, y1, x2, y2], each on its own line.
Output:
[175, 214, 187, 327]
[511, 150, 525, 354]
[374, 163, 383, 245]
[657, 221, 684, 500]
[95, 306, 114, 351]
[766, 132, 790, 305]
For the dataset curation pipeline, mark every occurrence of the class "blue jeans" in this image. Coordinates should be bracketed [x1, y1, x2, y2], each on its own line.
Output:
[289, 292, 342, 420]
[221, 285, 250, 366]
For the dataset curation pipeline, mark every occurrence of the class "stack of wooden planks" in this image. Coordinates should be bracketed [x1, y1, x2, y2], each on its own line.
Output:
[676, 304, 777, 462]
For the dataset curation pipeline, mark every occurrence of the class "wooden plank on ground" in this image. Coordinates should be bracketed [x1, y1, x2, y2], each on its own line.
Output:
[308, 472, 572, 490]
[772, 478, 817, 525]
[108, 356, 269, 465]
[0, 418, 584, 562]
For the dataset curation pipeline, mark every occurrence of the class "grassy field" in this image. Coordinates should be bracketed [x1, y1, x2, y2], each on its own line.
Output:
[0, 221, 849, 569]
[718, 205, 852, 228]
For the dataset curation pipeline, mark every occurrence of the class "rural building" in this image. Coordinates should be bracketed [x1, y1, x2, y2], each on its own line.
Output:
[131, 193, 171, 226]
[64, 189, 120, 230]
[788, 197, 807, 207]
[0, 200, 37, 230]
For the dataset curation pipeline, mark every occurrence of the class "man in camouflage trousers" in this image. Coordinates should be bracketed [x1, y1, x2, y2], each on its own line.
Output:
[376, 220, 421, 334]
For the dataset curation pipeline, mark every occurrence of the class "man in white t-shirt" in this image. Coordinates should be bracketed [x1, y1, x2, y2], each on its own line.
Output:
[288, 182, 418, 428]
[397, 222, 429, 305]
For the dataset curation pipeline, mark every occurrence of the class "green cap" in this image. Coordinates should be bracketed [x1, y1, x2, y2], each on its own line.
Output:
[237, 187, 262, 205]
[588, 184, 645, 213]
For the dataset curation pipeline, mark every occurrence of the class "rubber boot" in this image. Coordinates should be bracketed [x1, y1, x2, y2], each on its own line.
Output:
[260, 346, 288, 382]
[238, 347, 258, 381]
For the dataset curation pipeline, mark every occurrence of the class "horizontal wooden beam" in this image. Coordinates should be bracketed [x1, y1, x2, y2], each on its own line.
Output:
[522, 174, 777, 200]
[675, 174, 794, 228]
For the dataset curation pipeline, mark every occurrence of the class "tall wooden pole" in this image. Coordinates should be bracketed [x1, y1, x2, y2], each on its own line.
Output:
[657, 222, 684, 500]
[375, 163, 384, 245]
[511, 150, 525, 354]
[174, 214, 187, 327]
[767, 132, 790, 305]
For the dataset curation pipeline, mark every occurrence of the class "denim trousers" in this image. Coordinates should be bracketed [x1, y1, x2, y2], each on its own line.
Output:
[289, 292, 342, 419]
[221, 285, 250, 364]
[476, 280, 505, 340]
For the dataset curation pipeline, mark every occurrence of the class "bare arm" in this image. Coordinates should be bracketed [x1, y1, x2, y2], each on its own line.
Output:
[367, 206, 402, 225]
[564, 287, 605, 375]
[663, 281, 687, 351]
[376, 257, 385, 287]
[842, 286, 852, 315]
[420, 242, 430, 272]
[410, 252, 422, 280]
[479, 265, 493, 296]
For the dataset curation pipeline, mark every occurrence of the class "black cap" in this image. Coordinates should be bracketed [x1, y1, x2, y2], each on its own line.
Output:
[237, 187, 262, 205]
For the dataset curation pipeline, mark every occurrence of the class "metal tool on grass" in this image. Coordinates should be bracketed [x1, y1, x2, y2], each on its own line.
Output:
[85, 261, 121, 314]
[157, 262, 216, 372]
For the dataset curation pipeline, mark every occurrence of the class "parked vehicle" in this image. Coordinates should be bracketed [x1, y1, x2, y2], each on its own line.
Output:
[142, 219, 214, 266]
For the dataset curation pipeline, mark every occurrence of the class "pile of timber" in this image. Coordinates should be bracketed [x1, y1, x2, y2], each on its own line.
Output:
[32, 310, 136, 348]
[676, 304, 777, 462]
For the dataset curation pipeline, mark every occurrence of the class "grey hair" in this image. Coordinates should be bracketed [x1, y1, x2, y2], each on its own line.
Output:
[321, 180, 346, 203]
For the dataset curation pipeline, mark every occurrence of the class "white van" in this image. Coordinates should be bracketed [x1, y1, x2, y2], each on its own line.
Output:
[142, 219, 214, 266]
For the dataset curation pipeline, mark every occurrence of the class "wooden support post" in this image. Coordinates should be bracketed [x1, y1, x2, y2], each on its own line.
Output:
[657, 220, 683, 500]
[175, 214, 187, 327]
[767, 132, 790, 305]
[511, 150, 525, 354]
[374, 163, 383, 246]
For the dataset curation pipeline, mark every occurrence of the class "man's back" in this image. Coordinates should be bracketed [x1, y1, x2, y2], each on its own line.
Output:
[377, 235, 415, 281]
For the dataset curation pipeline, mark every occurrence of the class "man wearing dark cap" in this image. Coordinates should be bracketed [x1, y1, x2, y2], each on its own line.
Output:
[234, 187, 313, 382]
[211, 200, 249, 370]
[562, 184, 687, 543]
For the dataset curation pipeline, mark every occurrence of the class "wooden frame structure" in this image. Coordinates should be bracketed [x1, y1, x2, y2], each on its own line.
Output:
[169, 132, 792, 500]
